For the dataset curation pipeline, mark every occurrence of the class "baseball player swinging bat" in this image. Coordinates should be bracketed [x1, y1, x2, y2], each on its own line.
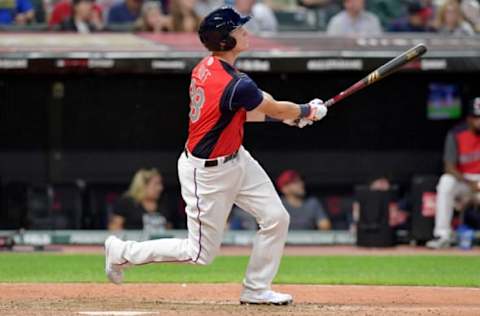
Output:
[324, 43, 428, 108]
[103, 6, 426, 306]
[105, 6, 330, 306]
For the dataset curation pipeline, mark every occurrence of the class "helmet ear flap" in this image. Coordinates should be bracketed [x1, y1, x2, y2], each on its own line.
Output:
[221, 35, 236, 51]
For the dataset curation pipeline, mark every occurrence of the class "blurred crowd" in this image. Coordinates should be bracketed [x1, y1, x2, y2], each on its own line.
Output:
[107, 168, 351, 233]
[0, 0, 479, 34]
[106, 168, 408, 234]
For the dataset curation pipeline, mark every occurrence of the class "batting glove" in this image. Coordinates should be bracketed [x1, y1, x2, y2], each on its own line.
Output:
[306, 98, 328, 121]
[283, 118, 314, 128]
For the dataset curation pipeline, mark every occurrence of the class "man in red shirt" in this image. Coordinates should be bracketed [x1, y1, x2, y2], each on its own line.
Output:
[104, 6, 327, 305]
[427, 97, 480, 249]
[48, 0, 102, 28]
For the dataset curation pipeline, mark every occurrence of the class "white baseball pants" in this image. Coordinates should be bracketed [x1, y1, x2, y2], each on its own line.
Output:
[118, 146, 290, 291]
[435, 173, 480, 239]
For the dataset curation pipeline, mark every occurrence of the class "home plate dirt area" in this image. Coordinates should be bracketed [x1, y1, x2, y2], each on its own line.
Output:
[1, 283, 480, 316]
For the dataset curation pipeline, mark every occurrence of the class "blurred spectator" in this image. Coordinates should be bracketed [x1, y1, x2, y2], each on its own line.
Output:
[108, 0, 143, 24]
[367, 0, 407, 29]
[297, 0, 341, 31]
[194, 0, 223, 17]
[414, 0, 435, 26]
[276, 170, 331, 230]
[0, 0, 34, 25]
[59, 0, 103, 32]
[95, 0, 118, 18]
[49, 0, 103, 28]
[369, 176, 391, 191]
[235, 0, 278, 33]
[433, 0, 475, 35]
[31, 0, 47, 23]
[297, 0, 325, 8]
[170, 0, 201, 32]
[109, 168, 172, 231]
[427, 98, 480, 249]
[389, 1, 436, 32]
[229, 205, 258, 230]
[323, 195, 354, 230]
[353, 177, 409, 230]
[265, 0, 301, 11]
[134, 1, 171, 32]
[460, 0, 480, 32]
[326, 0, 382, 36]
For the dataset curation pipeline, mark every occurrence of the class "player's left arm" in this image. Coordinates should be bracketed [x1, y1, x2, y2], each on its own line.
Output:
[246, 91, 272, 122]
[234, 76, 326, 124]
[246, 108, 266, 122]
[245, 91, 305, 123]
[246, 93, 303, 125]
[246, 91, 322, 128]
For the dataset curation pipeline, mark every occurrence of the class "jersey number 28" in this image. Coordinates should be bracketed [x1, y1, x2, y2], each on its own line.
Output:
[189, 80, 205, 123]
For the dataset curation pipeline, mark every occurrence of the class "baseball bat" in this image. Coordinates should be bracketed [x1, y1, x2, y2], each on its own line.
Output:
[323, 43, 428, 107]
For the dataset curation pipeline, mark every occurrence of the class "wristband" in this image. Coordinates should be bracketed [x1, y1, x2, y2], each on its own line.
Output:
[298, 104, 311, 118]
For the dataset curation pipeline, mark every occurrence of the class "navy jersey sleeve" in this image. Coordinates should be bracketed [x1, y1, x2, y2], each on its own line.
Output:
[229, 75, 264, 111]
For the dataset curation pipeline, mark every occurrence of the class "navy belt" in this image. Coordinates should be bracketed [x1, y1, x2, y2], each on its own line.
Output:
[184, 149, 238, 168]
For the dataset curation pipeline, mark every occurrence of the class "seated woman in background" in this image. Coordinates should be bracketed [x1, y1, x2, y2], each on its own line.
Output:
[434, 0, 475, 35]
[59, 0, 103, 32]
[170, 0, 201, 32]
[109, 168, 172, 232]
[134, 1, 172, 32]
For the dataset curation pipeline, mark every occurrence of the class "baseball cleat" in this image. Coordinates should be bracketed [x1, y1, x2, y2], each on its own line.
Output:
[426, 237, 451, 249]
[104, 235, 127, 285]
[240, 289, 293, 305]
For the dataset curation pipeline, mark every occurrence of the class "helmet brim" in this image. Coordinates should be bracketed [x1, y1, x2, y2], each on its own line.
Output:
[239, 16, 251, 26]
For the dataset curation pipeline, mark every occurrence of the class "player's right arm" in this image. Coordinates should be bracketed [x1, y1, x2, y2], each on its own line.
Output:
[445, 162, 480, 191]
[445, 162, 463, 181]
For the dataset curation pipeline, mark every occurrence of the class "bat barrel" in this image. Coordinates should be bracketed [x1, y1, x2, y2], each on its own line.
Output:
[321, 43, 427, 108]
[376, 43, 427, 78]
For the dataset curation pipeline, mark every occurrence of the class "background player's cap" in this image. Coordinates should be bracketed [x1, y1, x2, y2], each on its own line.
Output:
[468, 97, 480, 117]
[276, 170, 302, 191]
[198, 6, 251, 52]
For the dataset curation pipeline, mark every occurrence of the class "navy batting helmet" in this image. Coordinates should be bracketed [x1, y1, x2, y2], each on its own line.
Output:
[198, 7, 251, 52]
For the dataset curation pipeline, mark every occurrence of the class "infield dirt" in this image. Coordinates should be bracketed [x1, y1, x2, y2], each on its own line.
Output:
[1, 283, 479, 315]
